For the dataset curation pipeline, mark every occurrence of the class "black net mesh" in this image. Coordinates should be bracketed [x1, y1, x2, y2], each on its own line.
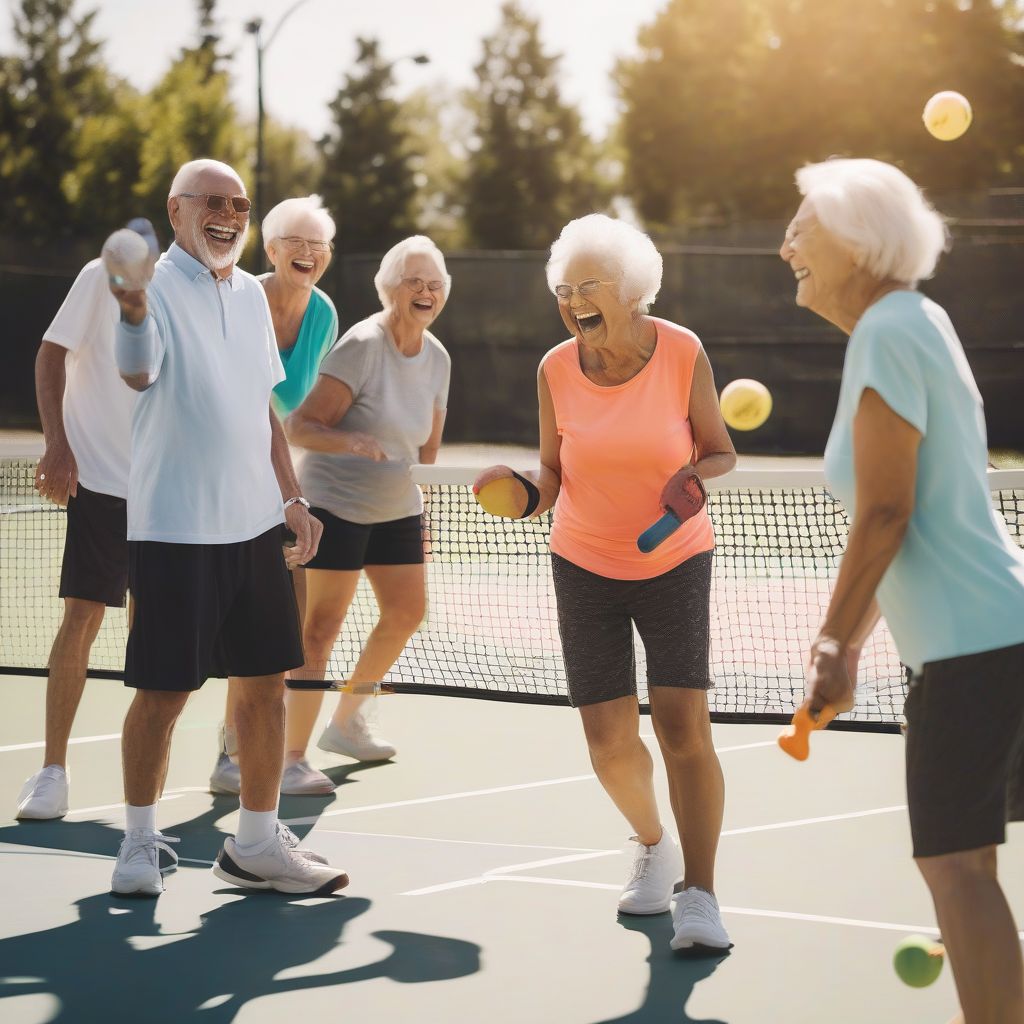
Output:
[2, 457, 1022, 731]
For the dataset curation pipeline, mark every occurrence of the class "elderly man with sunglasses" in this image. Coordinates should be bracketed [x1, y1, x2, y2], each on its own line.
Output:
[107, 158, 347, 899]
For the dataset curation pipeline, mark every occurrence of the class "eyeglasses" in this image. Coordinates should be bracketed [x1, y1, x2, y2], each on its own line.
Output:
[177, 193, 252, 215]
[402, 277, 445, 294]
[554, 279, 615, 300]
[278, 236, 333, 253]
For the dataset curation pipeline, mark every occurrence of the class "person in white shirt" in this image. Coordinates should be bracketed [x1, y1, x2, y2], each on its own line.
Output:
[108, 158, 346, 899]
[14, 219, 155, 822]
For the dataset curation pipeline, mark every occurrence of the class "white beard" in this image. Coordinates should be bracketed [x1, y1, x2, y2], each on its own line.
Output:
[195, 226, 247, 271]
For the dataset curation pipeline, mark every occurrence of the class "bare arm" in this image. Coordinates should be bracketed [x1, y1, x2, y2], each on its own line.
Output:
[689, 348, 737, 480]
[284, 375, 385, 461]
[269, 406, 301, 500]
[471, 364, 561, 518]
[807, 388, 920, 712]
[418, 407, 447, 465]
[34, 341, 78, 504]
[269, 405, 323, 567]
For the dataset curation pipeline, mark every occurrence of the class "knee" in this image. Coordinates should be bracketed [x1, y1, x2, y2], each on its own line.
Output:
[234, 679, 285, 712]
[654, 718, 712, 762]
[915, 846, 997, 893]
[61, 599, 106, 638]
[586, 727, 641, 766]
[303, 614, 344, 654]
[133, 689, 190, 722]
[377, 598, 424, 637]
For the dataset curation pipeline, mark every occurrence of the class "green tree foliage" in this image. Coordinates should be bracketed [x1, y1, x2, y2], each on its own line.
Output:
[319, 38, 418, 254]
[617, 0, 1024, 226]
[131, 0, 246, 230]
[462, 2, 609, 249]
[260, 120, 321, 217]
[0, 0, 115, 239]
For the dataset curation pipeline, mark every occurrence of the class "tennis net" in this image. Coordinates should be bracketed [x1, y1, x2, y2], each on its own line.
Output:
[2, 454, 1022, 732]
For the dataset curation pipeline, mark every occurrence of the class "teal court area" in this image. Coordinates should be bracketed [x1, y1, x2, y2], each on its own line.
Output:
[3, 677, 1022, 1024]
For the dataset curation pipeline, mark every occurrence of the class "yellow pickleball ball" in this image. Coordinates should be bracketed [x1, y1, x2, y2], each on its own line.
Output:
[474, 476, 527, 518]
[720, 378, 772, 431]
[893, 935, 944, 988]
[923, 91, 972, 141]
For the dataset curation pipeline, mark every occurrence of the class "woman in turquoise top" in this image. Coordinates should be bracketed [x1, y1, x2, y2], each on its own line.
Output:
[780, 158, 1024, 1023]
[211, 195, 341, 799]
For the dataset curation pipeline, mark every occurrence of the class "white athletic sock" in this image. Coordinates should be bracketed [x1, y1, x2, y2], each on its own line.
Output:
[235, 806, 278, 848]
[125, 803, 158, 832]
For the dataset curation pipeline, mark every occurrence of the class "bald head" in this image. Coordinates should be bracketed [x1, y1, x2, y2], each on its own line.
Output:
[168, 159, 245, 200]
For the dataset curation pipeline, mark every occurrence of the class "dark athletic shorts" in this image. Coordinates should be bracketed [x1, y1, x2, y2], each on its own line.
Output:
[905, 641, 1024, 858]
[125, 525, 304, 691]
[305, 508, 424, 571]
[551, 549, 714, 708]
[59, 484, 129, 607]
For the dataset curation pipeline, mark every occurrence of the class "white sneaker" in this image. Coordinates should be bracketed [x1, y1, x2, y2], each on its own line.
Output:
[670, 887, 732, 952]
[111, 829, 180, 898]
[209, 753, 241, 795]
[317, 712, 396, 762]
[277, 822, 329, 865]
[280, 758, 336, 796]
[16, 765, 69, 819]
[617, 830, 683, 915]
[213, 831, 348, 895]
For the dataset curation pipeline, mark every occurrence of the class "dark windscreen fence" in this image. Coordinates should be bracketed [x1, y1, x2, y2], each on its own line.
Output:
[4, 455, 1022, 733]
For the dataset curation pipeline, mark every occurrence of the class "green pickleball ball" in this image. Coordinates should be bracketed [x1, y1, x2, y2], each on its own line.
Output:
[893, 934, 944, 987]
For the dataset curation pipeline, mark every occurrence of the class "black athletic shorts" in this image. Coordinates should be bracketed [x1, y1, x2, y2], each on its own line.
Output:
[550, 549, 714, 708]
[305, 508, 424, 571]
[125, 525, 304, 691]
[905, 641, 1024, 858]
[59, 484, 129, 607]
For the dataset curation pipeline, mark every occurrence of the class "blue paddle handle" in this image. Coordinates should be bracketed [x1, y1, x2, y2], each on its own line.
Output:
[637, 510, 681, 553]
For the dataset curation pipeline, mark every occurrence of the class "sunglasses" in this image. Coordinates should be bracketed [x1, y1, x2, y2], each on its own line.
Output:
[177, 192, 252, 215]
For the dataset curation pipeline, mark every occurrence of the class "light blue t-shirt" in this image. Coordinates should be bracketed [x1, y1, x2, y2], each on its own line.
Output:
[824, 289, 1024, 674]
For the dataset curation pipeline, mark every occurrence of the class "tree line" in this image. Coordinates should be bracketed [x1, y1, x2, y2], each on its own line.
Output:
[2, 0, 1022, 261]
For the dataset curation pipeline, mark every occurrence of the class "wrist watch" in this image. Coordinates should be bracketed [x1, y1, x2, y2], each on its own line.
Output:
[283, 496, 310, 511]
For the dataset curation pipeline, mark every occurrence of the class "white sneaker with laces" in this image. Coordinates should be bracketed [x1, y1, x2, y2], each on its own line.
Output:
[277, 822, 328, 865]
[16, 765, 69, 820]
[111, 829, 180, 897]
[617, 830, 683, 915]
[670, 886, 732, 952]
[280, 758, 336, 796]
[317, 711, 396, 762]
[213, 830, 348, 895]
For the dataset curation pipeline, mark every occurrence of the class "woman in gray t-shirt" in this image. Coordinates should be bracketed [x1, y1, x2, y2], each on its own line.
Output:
[284, 236, 451, 765]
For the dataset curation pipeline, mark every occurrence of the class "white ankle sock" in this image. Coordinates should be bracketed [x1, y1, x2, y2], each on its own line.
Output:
[125, 803, 157, 832]
[236, 806, 277, 848]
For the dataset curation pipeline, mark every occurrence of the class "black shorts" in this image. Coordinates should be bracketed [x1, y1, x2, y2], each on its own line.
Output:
[59, 485, 129, 607]
[905, 641, 1024, 858]
[551, 549, 713, 708]
[305, 508, 424, 571]
[125, 525, 304, 692]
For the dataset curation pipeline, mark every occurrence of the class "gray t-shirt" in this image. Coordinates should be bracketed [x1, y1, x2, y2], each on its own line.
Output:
[299, 314, 450, 523]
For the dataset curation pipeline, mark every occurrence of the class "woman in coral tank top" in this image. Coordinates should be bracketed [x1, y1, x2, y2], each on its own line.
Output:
[476, 215, 736, 954]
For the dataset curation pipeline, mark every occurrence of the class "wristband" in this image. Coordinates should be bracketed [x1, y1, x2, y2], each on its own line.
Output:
[283, 496, 310, 511]
[511, 471, 541, 518]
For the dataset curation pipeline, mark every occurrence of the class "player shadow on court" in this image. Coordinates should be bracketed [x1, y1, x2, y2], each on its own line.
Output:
[0, 889, 482, 1023]
[595, 914, 731, 1024]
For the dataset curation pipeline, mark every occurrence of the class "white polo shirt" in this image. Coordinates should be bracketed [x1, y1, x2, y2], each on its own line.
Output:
[115, 243, 286, 544]
[44, 259, 135, 498]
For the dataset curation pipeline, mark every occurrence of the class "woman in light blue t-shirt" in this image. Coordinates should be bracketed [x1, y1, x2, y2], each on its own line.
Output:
[780, 158, 1024, 1023]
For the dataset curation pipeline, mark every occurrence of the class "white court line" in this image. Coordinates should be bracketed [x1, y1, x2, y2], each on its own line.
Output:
[721, 805, 907, 837]
[281, 774, 597, 826]
[402, 850, 619, 896]
[0, 732, 120, 754]
[66, 787, 212, 818]
[313, 828, 608, 854]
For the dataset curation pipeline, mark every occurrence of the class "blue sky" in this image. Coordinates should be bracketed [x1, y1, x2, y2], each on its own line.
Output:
[0, 0, 670, 141]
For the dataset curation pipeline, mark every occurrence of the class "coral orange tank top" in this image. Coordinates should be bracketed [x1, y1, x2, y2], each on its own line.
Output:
[542, 318, 714, 580]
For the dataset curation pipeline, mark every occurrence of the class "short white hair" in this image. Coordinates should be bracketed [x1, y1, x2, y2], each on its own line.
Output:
[261, 195, 336, 245]
[795, 158, 949, 285]
[373, 236, 451, 310]
[168, 159, 244, 198]
[546, 214, 663, 312]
